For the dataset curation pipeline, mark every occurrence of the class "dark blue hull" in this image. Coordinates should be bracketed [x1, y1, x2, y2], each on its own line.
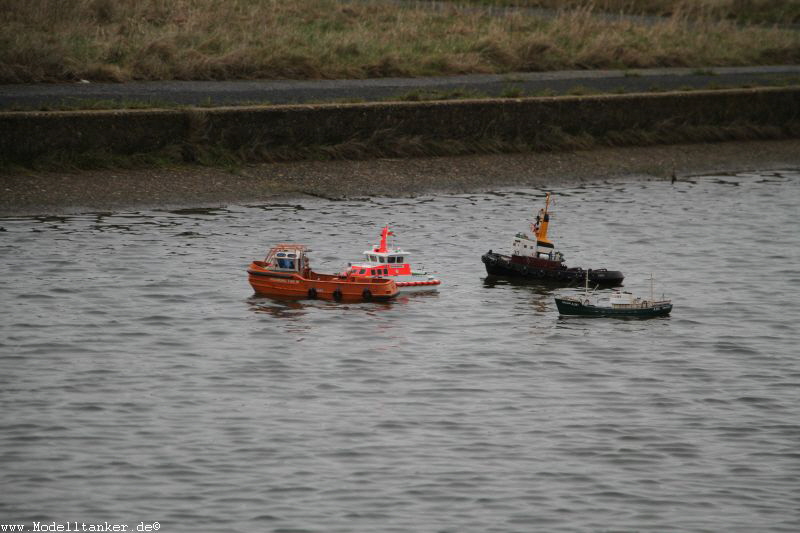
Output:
[555, 297, 672, 317]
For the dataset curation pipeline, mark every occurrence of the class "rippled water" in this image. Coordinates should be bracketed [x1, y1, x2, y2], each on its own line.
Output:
[2, 171, 799, 532]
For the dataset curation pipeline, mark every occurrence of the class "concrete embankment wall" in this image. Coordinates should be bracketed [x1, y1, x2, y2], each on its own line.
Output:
[1, 87, 799, 165]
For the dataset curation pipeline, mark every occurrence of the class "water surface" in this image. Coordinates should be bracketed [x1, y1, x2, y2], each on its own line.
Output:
[2, 171, 799, 532]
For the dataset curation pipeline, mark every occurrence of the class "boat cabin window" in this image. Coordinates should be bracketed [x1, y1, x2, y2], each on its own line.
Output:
[276, 258, 295, 269]
[369, 255, 377, 262]
[388, 256, 396, 263]
[359, 268, 366, 274]
[274, 251, 297, 270]
[378, 256, 385, 263]
[396, 256, 403, 263]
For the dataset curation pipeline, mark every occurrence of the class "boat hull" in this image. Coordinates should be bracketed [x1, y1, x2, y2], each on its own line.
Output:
[482, 252, 624, 287]
[344, 271, 440, 292]
[555, 297, 672, 317]
[247, 262, 398, 301]
[390, 273, 440, 292]
[395, 279, 441, 292]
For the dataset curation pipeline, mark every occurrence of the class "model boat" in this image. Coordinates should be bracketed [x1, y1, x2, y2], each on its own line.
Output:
[481, 192, 624, 287]
[555, 274, 672, 317]
[341, 226, 441, 292]
[248, 243, 398, 301]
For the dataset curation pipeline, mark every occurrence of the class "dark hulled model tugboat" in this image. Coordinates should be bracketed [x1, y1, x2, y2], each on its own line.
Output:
[481, 192, 624, 287]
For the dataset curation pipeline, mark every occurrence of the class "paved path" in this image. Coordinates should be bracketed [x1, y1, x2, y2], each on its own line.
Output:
[2, 66, 799, 110]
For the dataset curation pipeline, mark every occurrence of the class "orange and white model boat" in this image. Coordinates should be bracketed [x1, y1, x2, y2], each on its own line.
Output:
[248, 243, 398, 301]
[341, 226, 441, 292]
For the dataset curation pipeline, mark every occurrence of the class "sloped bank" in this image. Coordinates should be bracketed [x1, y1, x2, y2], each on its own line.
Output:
[1, 87, 799, 167]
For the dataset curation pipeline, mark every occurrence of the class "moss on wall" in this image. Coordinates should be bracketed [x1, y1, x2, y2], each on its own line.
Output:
[1, 87, 798, 168]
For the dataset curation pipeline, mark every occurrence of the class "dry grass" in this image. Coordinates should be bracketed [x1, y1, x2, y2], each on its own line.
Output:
[464, 0, 800, 24]
[1, 0, 799, 83]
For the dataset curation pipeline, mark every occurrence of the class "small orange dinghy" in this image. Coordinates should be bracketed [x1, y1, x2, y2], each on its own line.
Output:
[248, 243, 398, 301]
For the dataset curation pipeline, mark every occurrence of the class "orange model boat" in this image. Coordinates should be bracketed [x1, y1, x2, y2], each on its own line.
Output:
[247, 243, 398, 301]
[341, 225, 441, 292]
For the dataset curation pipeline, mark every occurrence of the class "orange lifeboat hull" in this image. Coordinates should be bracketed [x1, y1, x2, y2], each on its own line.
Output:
[247, 261, 398, 301]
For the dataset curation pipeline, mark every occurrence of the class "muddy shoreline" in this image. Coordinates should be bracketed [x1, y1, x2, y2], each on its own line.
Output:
[2, 139, 799, 216]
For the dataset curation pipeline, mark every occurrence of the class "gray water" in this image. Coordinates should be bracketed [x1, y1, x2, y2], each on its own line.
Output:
[2, 171, 799, 532]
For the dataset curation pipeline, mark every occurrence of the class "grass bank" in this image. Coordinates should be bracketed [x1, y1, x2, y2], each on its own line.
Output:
[460, 1, 800, 25]
[2, 0, 800, 83]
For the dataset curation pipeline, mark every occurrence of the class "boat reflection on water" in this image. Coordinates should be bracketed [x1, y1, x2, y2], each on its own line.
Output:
[482, 275, 559, 314]
[247, 296, 312, 319]
[246, 290, 438, 316]
[482, 275, 585, 292]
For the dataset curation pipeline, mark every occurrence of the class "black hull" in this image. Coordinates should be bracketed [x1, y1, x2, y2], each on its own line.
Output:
[481, 252, 624, 287]
[555, 297, 672, 317]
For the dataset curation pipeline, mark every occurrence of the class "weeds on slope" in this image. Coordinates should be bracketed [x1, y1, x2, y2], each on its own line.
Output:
[2, 0, 799, 83]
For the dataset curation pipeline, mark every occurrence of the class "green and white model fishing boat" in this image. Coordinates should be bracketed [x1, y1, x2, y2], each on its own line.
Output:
[555, 274, 672, 317]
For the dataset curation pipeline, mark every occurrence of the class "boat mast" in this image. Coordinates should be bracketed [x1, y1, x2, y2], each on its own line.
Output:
[535, 192, 553, 247]
[375, 225, 394, 253]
